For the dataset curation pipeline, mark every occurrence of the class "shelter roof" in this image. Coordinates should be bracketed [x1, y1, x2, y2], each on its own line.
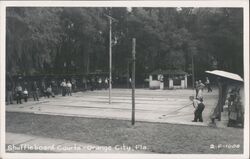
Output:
[150, 69, 188, 75]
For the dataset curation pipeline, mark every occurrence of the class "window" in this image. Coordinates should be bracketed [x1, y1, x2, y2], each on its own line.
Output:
[152, 75, 158, 80]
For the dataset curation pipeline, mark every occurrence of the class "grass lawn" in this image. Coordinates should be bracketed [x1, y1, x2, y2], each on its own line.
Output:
[6, 112, 243, 154]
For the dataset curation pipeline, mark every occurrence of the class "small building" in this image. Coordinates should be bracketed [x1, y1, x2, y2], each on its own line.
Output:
[149, 69, 188, 89]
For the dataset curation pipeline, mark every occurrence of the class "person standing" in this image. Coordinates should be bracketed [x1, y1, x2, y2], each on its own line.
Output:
[51, 80, 58, 95]
[31, 81, 39, 101]
[205, 77, 212, 92]
[227, 87, 243, 127]
[82, 77, 87, 91]
[90, 77, 95, 91]
[23, 88, 28, 102]
[66, 81, 72, 96]
[195, 98, 205, 122]
[195, 81, 199, 98]
[23, 81, 29, 92]
[6, 82, 14, 105]
[129, 77, 132, 88]
[41, 81, 46, 98]
[6, 72, 14, 104]
[98, 77, 102, 90]
[104, 77, 108, 90]
[15, 83, 23, 104]
[197, 80, 205, 99]
[71, 78, 76, 92]
[60, 79, 67, 96]
[190, 96, 205, 122]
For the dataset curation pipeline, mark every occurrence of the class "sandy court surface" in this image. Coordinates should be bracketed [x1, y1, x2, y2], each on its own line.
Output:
[6, 88, 219, 126]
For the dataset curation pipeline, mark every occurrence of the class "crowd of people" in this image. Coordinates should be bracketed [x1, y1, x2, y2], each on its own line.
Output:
[226, 86, 244, 127]
[195, 77, 212, 99]
[6, 81, 56, 105]
[6, 76, 110, 105]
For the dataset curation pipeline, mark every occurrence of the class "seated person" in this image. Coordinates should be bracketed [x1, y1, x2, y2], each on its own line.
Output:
[46, 85, 54, 98]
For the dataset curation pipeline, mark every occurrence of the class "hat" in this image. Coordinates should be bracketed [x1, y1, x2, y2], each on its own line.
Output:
[189, 96, 195, 101]
[198, 97, 203, 102]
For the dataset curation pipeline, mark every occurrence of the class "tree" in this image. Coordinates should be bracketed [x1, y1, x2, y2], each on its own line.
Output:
[6, 7, 243, 82]
[6, 7, 63, 75]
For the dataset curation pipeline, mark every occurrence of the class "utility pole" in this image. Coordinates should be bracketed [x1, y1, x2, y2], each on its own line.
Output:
[109, 16, 112, 104]
[191, 53, 195, 89]
[131, 38, 136, 125]
[104, 13, 116, 104]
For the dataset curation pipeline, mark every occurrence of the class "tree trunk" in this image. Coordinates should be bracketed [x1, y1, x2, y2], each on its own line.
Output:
[211, 80, 228, 122]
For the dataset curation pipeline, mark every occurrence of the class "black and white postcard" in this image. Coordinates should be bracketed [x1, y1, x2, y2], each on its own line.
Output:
[0, 0, 249, 159]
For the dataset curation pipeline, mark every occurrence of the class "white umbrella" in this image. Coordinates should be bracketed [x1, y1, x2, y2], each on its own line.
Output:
[205, 70, 243, 82]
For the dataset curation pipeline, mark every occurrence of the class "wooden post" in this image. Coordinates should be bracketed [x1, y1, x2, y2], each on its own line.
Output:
[127, 59, 130, 88]
[132, 38, 136, 125]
